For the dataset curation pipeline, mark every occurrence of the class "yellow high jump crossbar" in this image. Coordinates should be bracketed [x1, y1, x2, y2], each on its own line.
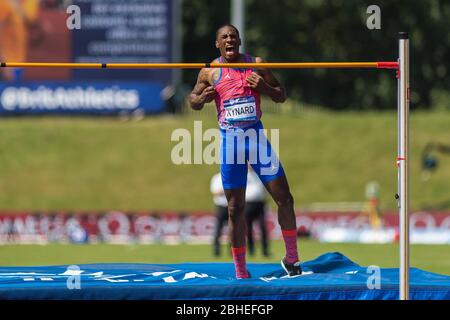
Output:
[0, 62, 398, 69]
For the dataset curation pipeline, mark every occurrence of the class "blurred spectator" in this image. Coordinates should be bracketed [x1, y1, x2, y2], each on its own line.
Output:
[210, 172, 228, 257]
[364, 181, 383, 229]
[210, 167, 270, 257]
[245, 167, 270, 257]
[162, 84, 190, 114]
[0, 0, 39, 81]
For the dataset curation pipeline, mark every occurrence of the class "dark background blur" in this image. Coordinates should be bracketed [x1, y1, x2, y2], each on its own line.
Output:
[182, 0, 449, 110]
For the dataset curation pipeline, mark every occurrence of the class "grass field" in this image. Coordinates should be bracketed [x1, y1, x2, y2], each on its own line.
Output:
[1, 110, 450, 211]
[0, 241, 449, 275]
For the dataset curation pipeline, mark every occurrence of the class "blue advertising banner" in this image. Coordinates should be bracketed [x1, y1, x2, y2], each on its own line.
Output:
[0, 82, 164, 115]
[0, 0, 174, 115]
[72, 0, 173, 83]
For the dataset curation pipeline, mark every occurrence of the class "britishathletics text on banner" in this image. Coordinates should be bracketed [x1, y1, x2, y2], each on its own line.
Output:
[0, 82, 164, 115]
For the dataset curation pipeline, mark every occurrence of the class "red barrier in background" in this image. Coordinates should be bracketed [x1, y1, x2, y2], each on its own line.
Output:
[0, 210, 449, 244]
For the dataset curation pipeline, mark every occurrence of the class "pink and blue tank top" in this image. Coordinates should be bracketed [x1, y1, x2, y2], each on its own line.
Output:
[213, 54, 262, 129]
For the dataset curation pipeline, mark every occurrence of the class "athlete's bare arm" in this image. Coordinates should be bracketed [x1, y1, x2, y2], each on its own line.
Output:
[189, 59, 220, 110]
[246, 57, 286, 103]
[189, 69, 214, 110]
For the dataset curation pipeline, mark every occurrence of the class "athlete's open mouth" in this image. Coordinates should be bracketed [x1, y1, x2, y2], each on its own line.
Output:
[225, 46, 235, 54]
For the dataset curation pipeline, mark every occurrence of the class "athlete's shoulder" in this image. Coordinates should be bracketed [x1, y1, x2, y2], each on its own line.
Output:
[209, 58, 222, 85]
[197, 68, 210, 82]
[253, 56, 265, 63]
[203, 58, 221, 76]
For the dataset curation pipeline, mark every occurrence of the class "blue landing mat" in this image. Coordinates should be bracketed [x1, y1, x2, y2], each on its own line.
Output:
[0, 252, 448, 300]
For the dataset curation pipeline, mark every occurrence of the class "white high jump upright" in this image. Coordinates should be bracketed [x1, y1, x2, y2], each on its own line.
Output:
[398, 31, 410, 300]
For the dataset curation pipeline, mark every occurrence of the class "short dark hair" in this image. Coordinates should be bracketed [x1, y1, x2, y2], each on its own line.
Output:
[216, 24, 240, 39]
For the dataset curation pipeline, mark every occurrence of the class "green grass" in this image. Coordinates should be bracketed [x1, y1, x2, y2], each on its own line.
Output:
[1, 110, 450, 211]
[0, 241, 448, 275]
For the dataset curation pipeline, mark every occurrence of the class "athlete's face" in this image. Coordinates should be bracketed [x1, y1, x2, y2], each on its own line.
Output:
[215, 26, 241, 62]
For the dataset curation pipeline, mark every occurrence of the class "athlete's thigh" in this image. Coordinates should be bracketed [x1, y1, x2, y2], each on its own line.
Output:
[220, 126, 248, 189]
[263, 174, 292, 203]
[249, 123, 285, 185]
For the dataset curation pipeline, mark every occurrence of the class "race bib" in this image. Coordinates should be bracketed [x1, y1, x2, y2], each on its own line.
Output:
[224, 96, 257, 123]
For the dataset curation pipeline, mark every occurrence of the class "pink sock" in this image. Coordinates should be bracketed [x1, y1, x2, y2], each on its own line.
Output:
[282, 229, 299, 264]
[231, 247, 249, 278]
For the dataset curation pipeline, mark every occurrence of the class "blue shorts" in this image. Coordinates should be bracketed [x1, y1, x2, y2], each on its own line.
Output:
[219, 121, 285, 189]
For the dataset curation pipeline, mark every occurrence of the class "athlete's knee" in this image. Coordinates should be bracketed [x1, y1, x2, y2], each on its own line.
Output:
[227, 201, 245, 220]
[274, 192, 294, 208]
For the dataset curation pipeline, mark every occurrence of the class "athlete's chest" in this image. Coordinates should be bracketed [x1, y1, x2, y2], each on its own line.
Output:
[212, 68, 251, 87]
